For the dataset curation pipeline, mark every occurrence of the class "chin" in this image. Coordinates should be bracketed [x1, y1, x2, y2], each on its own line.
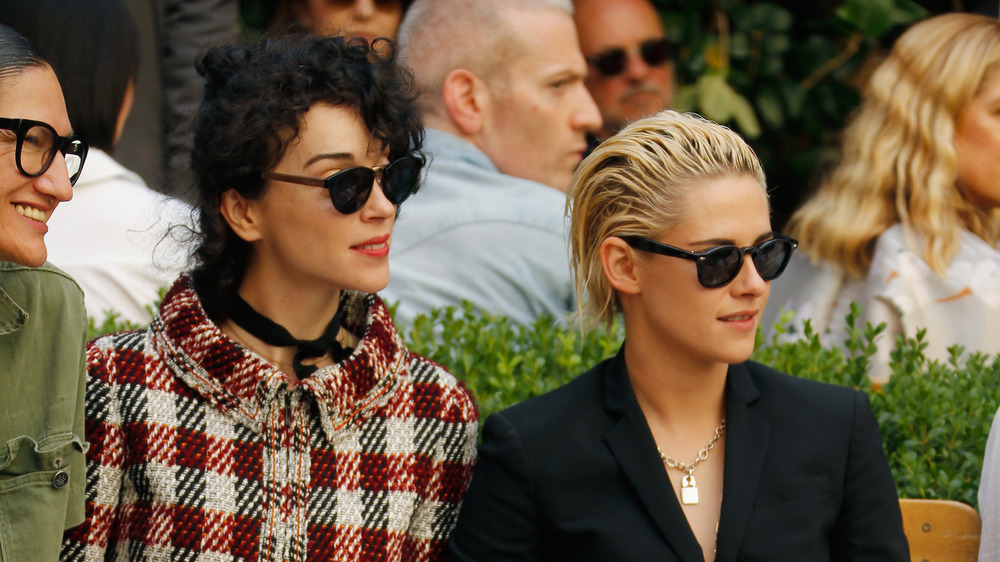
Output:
[2, 248, 46, 268]
[353, 277, 390, 296]
[722, 341, 757, 365]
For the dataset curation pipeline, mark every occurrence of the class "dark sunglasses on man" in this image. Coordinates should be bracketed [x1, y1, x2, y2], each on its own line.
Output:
[586, 37, 673, 78]
[0, 117, 89, 185]
[263, 154, 425, 215]
[621, 233, 798, 288]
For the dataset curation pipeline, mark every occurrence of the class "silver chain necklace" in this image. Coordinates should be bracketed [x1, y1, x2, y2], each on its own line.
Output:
[657, 418, 726, 505]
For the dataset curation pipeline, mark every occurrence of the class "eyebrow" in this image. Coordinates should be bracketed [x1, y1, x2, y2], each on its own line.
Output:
[304, 152, 356, 168]
[689, 231, 776, 247]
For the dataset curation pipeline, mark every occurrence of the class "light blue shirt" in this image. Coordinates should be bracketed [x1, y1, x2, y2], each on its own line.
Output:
[383, 129, 574, 327]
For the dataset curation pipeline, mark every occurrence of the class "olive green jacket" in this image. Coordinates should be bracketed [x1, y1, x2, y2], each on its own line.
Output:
[0, 262, 87, 562]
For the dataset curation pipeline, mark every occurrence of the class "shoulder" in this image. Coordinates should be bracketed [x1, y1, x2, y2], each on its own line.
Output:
[737, 361, 866, 430]
[86, 329, 154, 382]
[743, 361, 859, 404]
[0, 261, 85, 296]
[403, 352, 478, 424]
[0, 261, 85, 319]
[488, 358, 608, 436]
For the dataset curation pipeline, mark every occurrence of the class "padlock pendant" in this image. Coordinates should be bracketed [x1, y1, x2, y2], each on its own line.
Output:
[680, 474, 699, 505]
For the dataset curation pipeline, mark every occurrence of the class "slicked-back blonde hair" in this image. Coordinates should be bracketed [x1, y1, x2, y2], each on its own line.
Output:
[787, 13, 1000, 277]
[568, 110, 767, 329]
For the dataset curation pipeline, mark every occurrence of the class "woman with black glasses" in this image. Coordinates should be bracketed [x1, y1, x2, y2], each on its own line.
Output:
[447, 111, 908, 561]
[0, 23, 89, 562]
[62, 34, 477, 561]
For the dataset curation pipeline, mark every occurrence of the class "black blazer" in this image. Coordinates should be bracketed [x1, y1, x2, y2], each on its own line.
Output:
[447, 349, 909, 561]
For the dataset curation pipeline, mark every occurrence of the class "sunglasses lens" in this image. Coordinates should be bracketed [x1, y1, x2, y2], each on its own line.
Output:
[754, 239, 793, 280]
[381, 156, 422, 205]
[328, 167, 374, 214]
[700, 247, 743, 288]
[640, 38, 672, 67]
[590, 49, 627, 77]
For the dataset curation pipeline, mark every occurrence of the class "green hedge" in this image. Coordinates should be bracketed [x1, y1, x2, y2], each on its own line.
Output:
[92, 302, 998, 509]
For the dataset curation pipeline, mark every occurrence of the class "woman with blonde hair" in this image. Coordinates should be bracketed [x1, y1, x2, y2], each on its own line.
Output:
[446, 110, 908, 561]
[771, 13, 1000, 379]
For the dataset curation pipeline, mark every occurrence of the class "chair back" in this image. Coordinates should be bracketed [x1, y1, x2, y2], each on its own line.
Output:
[899, 498, 981, 561]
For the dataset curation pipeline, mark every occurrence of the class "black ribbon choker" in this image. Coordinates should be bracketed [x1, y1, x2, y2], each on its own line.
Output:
[228, 293, 347, 378]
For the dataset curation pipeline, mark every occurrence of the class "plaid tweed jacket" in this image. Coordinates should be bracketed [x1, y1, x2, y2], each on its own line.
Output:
[62, 276, 478, 561]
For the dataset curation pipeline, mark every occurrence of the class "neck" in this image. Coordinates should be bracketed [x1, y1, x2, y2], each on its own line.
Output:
[224, 320, 303, 383]
[238, 263, 343, 342]
[622, 327, 727, 432]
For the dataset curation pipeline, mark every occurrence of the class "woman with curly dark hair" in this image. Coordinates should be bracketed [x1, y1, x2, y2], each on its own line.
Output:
[62, 34, 478, 561]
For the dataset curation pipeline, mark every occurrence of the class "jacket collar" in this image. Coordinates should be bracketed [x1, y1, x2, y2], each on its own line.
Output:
[602, 346, 770, 562]
[150, 275, 406, 443]
[0, 285, 26, 335]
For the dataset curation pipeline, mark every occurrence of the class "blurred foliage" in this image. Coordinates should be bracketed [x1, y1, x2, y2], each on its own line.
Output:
[656, 0, 929, 228]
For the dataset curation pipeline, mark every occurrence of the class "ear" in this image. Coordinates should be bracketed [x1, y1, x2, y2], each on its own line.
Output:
[218, 188, 264, 243]
[600, 236, 642, 295]
[441, 68, 489, 136]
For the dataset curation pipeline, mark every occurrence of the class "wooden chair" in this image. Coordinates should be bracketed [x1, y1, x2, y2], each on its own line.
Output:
[899, 498, 981, 562]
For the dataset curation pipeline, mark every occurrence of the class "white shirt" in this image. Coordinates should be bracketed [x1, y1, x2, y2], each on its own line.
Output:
[980, 407, 1000, 561]
[46, 149, 193, 324]
[768, 224, 1000, 382]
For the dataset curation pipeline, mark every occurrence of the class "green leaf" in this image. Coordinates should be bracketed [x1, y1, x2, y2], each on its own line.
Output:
[836, 0, 926, 37]
[674, 84, 699, 113]
[698, 74, 734, 122]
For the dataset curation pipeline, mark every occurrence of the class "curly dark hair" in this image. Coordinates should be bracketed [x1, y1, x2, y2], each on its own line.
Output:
[189, 34, 423, 321]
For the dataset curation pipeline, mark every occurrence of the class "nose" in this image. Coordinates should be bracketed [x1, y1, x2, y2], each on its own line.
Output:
[624, 51, 652, 82]
[35, 153, 74, 203]
[361, 176, 396, 220]
[572, 85, 603, 133]
[730, 254, 767, 296]
[353, 0, 376, 18]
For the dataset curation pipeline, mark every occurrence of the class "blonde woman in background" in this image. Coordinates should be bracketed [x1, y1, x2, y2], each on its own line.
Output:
[767, 13, 1000, 382]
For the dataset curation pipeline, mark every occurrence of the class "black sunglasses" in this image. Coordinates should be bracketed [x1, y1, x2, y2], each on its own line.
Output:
[0, 117, 89, 186]
[263, 154, 424, 215]
[621, 233, 798, 288]
[586, 38, 673, 78]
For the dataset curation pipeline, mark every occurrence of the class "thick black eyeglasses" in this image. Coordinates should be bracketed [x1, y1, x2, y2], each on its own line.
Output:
[262, 154, 424, 215]
[586, 38, 673, 78]
[0, 117, 89, 185]
[621, 233, 798, 288]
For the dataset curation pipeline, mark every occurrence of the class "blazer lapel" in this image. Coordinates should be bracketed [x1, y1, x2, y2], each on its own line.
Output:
[602, 350, 705, 562]
[715, 363, 770, 562]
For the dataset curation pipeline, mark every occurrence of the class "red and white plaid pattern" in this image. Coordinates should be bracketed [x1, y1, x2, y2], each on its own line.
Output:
[62, 276, 478, 561]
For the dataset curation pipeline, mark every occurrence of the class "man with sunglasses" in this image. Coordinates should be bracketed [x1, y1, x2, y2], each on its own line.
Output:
[384, 0, 602, 327]
[575, 0, 675, 149]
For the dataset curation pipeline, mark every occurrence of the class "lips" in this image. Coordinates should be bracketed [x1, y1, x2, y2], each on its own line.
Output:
[352, 234, 390, 257]
[719, 309, 759, 322]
